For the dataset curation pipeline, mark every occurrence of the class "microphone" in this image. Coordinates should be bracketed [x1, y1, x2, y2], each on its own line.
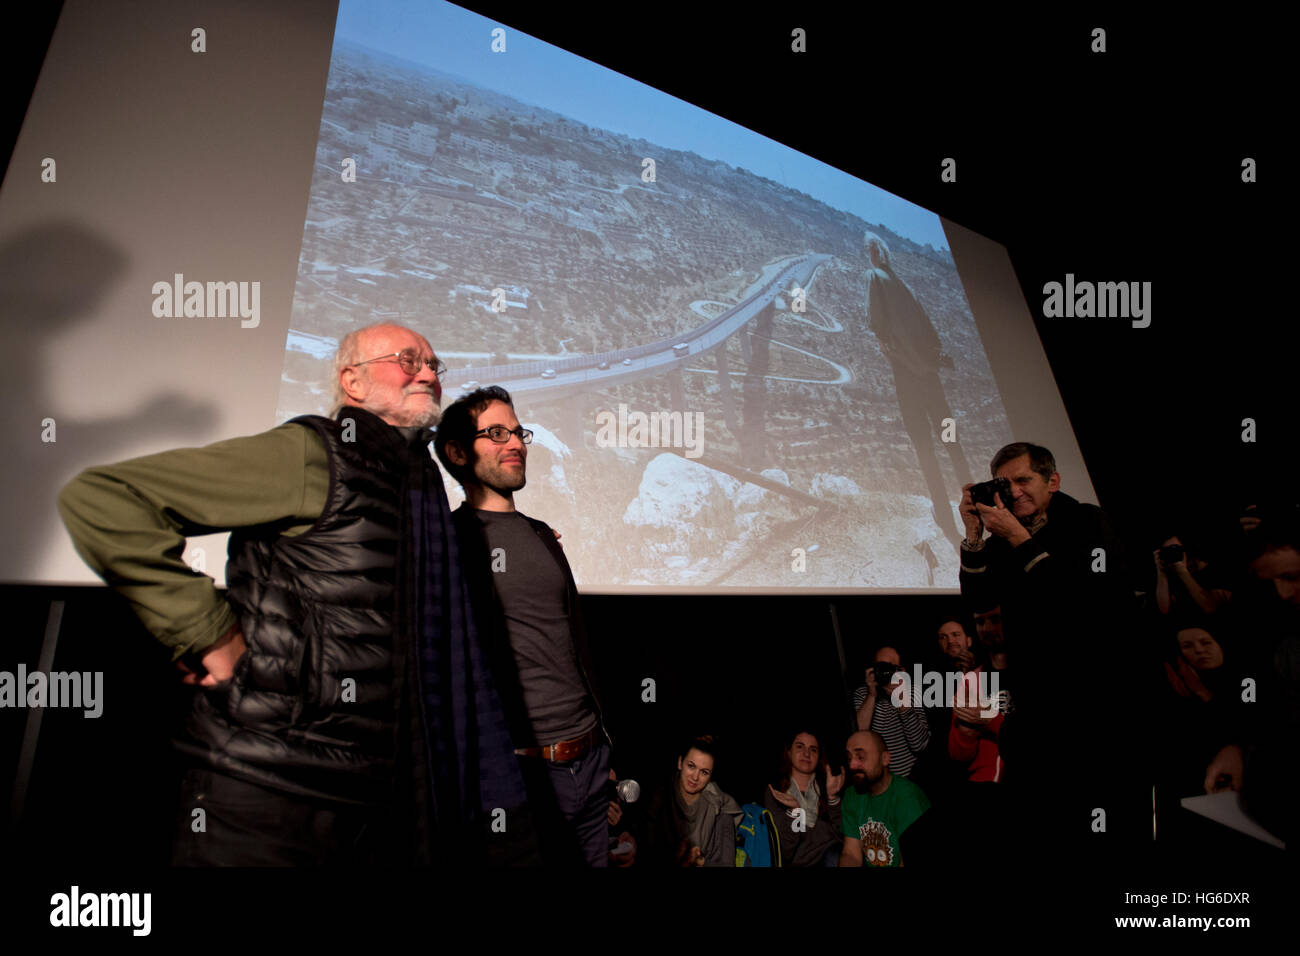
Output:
[615, 778, 641, 804]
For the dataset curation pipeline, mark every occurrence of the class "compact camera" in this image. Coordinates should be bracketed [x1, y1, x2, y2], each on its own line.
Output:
[873, 662, 904, 686]
[1159, 544, 1185, 565]
[969, 477, 1013, 509]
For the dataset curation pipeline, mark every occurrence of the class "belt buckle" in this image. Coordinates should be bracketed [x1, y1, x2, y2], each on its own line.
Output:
[551, 736, 578, 763]
[543, 731, 593, 763]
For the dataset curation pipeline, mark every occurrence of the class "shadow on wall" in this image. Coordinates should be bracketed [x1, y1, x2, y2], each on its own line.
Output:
[0, 222, 217, 581]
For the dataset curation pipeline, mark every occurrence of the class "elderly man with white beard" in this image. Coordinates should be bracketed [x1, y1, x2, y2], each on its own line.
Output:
[60, 322, 529, 865]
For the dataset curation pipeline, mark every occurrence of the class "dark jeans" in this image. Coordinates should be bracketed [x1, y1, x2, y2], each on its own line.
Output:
[517, 737, 611, 867]
[170, 767, 394, 866]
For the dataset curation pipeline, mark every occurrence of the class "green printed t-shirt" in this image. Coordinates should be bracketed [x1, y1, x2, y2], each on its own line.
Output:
[840, 773, 930, 867]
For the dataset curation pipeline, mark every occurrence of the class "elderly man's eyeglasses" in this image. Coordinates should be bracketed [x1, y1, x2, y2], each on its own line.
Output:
[474, 425, 533, 445]
[352, 348, 447, 377]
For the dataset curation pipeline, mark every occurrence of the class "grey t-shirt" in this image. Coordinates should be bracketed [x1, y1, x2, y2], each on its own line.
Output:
[474, 509, 595, 745]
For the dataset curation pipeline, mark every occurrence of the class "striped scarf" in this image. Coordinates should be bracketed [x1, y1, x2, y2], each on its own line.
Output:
[398, 431, 528, 862]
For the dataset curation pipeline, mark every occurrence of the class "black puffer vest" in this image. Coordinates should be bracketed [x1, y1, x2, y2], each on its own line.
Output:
[177, 407, 422, 806]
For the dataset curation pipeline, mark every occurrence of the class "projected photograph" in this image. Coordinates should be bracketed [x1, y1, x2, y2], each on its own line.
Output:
[279, 0, 1014, 591]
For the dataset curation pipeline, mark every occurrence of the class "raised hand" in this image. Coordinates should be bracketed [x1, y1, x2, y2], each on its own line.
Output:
[1166, 658, 1212, 702]
[768, 784, 799, 809]
[826, 767, 845, 799]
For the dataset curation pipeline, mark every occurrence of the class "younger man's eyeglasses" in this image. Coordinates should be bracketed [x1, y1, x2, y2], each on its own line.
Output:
[474, 425, 533, 445]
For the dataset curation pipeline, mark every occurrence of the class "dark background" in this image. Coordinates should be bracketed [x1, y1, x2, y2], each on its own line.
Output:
[2, 1, 1285, 936]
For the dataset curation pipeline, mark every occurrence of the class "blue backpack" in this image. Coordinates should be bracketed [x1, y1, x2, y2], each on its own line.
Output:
[735, 803, 782, 867]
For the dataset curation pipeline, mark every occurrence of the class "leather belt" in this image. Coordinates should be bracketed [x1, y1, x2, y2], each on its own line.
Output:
[515, 727, 599, 763]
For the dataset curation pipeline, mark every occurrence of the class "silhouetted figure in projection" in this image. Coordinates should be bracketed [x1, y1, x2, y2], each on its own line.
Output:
[60, 322, 531, 866]
[863, 232, 972, 548]
[741, 302, 775, 470]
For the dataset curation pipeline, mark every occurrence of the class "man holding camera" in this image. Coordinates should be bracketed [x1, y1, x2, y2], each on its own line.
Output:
[852, 646, 930, 779]
[1153, 534, 1232, 618]
[957, 442, 1139, 854]
[958, 442, 1130, 629]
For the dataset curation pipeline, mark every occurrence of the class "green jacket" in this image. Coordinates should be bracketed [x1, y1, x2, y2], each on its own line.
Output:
[58, 422, 329, 660]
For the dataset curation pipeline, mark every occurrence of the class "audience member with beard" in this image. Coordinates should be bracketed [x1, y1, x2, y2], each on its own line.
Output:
[839, 731, 930, 868]
[763, 730, 845, 866]
[964, 604, 1013, 767]
[640, 736, 743, 867]
[911, 617, 976, 803]
[907, 604, 1015, 856]
[928, 617, 977, 738]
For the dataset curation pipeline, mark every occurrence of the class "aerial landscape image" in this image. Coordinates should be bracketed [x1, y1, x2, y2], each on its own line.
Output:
[278, 1, 1014, 591]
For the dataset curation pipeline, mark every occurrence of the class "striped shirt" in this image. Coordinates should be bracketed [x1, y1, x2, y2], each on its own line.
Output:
[851, 685, 931, 778]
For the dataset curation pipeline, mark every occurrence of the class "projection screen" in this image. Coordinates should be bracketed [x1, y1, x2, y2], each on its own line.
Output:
[0, 0, 1095, 592]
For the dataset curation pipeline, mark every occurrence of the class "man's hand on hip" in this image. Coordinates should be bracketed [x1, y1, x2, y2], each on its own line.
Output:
[178, 623, 247, 686]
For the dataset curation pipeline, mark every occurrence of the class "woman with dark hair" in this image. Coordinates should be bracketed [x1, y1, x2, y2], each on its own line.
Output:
[640, 735, 743, 867]
[1153, 618, 1250, 842]
[1163, 623, 1243, 713]
[762, 730, 845, 867]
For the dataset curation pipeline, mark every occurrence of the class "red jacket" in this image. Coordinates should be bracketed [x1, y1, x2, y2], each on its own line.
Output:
[948, 666, 1005, 782]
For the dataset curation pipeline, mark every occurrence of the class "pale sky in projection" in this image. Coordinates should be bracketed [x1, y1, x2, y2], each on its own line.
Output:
[335, 0, 950, 251]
